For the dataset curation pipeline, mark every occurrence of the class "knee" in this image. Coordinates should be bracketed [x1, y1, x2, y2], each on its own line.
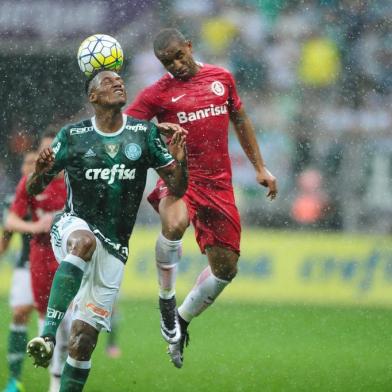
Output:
[13, 307, 31, 324]
[68, 330, 97, 361]
[214, 263, 238, 281]
[67, 233, 96, 261]
[162, 218, 187, 240]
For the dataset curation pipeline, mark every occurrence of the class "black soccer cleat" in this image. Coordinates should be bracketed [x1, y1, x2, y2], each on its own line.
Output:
[159, 296, 181, 344]
[168, 313, 190, 369]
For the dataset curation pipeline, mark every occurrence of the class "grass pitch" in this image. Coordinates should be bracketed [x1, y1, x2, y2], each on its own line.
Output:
[1, 298, 392, 391]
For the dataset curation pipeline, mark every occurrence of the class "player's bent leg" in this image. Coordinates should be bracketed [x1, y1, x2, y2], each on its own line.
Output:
[60, 320, 98, 392]
[27, 230, 95, 368]
[169, 247, 238, 368]
[179, 246, 238, 322]
[157, 196, 189, 344]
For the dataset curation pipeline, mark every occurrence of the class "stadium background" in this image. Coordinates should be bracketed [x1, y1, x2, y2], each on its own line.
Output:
[0, 0, 392, 391]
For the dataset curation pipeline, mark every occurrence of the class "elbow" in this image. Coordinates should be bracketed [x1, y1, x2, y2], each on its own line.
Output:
[170, 180, 188, 198]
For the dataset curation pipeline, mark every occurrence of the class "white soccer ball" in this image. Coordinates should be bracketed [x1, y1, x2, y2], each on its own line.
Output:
[77, 34, 124, 77]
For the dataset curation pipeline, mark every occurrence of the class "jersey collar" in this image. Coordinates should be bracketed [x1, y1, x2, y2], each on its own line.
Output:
[91, 114, 127, 137]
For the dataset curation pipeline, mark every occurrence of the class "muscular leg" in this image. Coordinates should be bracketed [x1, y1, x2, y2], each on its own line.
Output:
[156, 196, 189, 343]
[42, 230, 96, 339]
[60, 320, 98, 392]
[178, 246, 238, 323]
[157, 196, 189, 298]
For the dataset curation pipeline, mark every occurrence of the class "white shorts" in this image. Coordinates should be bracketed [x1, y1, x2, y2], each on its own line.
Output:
[51, 214, 125, 332]
[9, 266, 34, 308]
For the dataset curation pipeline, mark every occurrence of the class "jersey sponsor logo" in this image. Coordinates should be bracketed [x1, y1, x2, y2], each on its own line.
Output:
[171, 93, 186, 102]
[177, 103, 228, 124]
[125, 123, 147, 132]
[211, 81, 225, 96]
[93, 228, 129, 258]
[83, 148, 96, 158]
[124, 143, 142, 160]
[105, 143, 119, 158]
[47, 307, 65, 320]
[86, 303, 110, 318]
[52, 141, 61, 156]
[85, 164, 136, 185]
[70, 126, 93, 135]
[153, 138, 172, 160]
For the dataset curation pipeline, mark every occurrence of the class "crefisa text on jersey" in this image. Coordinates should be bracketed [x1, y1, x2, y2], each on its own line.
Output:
[85, 164, 136, 184]
[125, 123, 147, 132]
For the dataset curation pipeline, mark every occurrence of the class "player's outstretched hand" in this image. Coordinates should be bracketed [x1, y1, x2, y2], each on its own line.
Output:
[35, 147, 55, 175]
[168, 130, 187, 163]
[157, 122, 188, 137]
[257, 167, 278, 200]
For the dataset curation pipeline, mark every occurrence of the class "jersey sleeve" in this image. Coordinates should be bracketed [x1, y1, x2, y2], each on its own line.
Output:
[226, 71, 242, 112]
[124, 86, 161, 121]
[146, 124, 175, 169]
[9, 176, 30, 218]
[46, 127, 68, 177]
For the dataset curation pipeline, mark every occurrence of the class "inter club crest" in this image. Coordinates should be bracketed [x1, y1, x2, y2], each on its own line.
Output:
[105, 143, 120, 158]
[124, 143, 142, 161]
[211, 81, 225, 96]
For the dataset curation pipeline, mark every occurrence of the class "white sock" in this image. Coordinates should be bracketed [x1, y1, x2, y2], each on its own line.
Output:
[50, 307, 72, 376]
[155, 233, 182, 299]
[178, 266, 229, 322]
[38, 317, 45, 335]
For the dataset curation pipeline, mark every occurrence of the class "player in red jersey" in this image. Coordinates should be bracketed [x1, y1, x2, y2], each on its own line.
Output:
[125, 28, 278, 368]
[5, 131, 71, 391]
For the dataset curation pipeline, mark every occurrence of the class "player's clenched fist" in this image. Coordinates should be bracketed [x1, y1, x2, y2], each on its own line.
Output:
[256, 167, 278, 201]
[35, 147, 55, 175]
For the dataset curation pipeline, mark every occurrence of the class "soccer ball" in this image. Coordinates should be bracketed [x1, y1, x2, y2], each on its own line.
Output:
[77, 34, 124, 77]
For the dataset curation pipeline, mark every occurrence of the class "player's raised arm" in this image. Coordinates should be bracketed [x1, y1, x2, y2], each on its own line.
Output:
[156, 130, 188, 197]
[26, 147, 56, 195]
[230, 106, 278, 200]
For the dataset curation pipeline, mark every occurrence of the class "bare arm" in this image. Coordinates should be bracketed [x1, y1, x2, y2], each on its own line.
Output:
[156, 130, 188, 198]
[26, 147, 56, 196]
[5, 211, 52, 234]
[230, 106, 278, 200]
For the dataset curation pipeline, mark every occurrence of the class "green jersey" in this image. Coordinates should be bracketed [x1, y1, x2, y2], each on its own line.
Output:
[49, 114, 174, 263]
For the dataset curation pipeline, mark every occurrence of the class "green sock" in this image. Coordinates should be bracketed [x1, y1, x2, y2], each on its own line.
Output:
[8, 324, 27, 379]
[43, 257, 86, 338]
[60, 358, 91, 392]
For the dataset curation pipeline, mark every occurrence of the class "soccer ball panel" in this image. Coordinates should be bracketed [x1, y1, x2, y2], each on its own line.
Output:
[77, 34, 124, 77]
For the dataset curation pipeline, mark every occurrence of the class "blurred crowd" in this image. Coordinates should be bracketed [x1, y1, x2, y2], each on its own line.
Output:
[1, 0, 391, 233]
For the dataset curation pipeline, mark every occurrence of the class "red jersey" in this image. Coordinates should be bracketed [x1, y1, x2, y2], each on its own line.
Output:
[10, 175, 66, 245]
[125, 63, 242, 185]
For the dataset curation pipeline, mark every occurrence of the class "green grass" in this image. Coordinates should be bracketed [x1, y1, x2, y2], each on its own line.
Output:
[1, 298, 392, 391]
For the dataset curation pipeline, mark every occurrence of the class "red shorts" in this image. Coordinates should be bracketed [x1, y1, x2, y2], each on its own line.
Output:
[29, 241, 59, 315]
[148, 179, 241, 254]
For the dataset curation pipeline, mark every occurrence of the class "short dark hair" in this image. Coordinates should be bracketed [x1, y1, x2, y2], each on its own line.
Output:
[153, 28, 187, 53]
[85, 68, 107, 95]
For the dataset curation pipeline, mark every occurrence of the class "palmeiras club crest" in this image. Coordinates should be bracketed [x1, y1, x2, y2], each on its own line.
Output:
[211, 81, 225, 96]
[124, 143, 142, 161]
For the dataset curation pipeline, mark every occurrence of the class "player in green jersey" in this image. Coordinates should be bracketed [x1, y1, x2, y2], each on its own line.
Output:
[25, 70, 188, 391]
